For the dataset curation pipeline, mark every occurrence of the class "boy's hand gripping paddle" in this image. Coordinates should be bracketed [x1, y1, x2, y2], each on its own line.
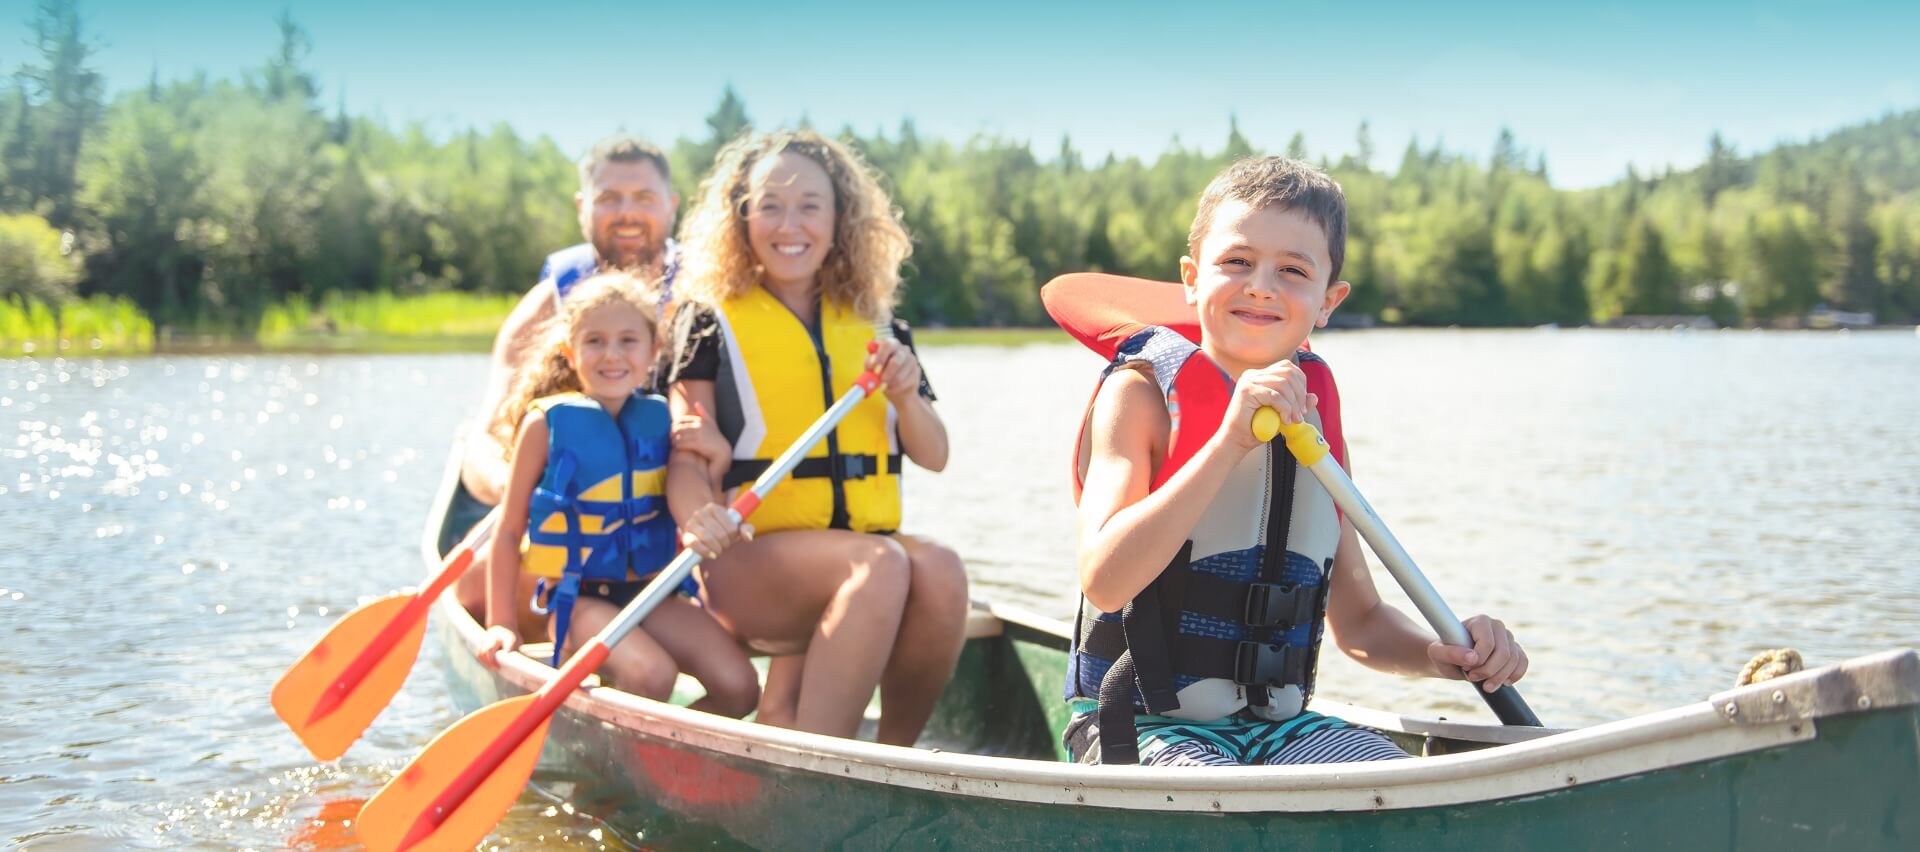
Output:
[273, 507, 504, 761]
[1254, 408, 1542, 727]
[354, 347, 889, 852]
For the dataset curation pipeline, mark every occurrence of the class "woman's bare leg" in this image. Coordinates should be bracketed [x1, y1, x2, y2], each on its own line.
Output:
[645, 596, 761, 717]
[877, 534, 971, 746]
[699, 530, 909, 738]
[755, 656, 803, 728]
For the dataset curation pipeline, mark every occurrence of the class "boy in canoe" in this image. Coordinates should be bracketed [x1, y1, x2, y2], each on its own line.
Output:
[1064, 157, 1530, 766]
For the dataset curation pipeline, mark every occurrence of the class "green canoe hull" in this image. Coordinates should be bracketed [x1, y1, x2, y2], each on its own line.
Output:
[433, 609, 1919, 851]
[425, 461, 1920, 851]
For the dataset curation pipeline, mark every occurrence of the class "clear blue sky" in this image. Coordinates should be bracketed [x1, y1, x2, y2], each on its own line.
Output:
[3, 0, 1914, 188]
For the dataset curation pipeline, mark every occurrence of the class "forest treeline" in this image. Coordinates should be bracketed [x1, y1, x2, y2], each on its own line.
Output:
[4, 1, 1919, 344]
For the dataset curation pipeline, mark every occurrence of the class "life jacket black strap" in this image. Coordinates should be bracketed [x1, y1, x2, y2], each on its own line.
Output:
[1081, 621, 1313, 687]
[1096, 648, 1142, 764]
[1247, 445, 1298, 708]
[721, 452, 902, 490]
[1172, 574, 1318, 631]
[1127, 542, 1189, 716]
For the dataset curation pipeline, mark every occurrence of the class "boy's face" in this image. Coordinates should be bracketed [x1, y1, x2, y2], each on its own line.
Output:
[1180, 200, 1350, 375]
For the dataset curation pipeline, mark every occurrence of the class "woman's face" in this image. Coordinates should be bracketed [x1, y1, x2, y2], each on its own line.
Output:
[745, 151, 836, 290]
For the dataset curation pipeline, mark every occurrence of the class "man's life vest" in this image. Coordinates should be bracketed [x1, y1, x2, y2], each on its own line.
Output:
[542, 240, 681, 307]
[523, 391, 684, 664]
[707, 285, 901, 534]
[1065, 326, 1348, 764]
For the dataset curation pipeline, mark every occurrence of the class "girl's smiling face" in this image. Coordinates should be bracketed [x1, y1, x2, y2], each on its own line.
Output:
[1181, 199, 1350, 376]
[745, 151, 836, 290]
[564, 300, 657, 405]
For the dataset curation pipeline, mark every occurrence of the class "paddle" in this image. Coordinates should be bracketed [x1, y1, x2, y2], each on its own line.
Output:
[355, 356, 889, 852]
[1253, 408, 1543, 727]
[273, 506, 504, 761]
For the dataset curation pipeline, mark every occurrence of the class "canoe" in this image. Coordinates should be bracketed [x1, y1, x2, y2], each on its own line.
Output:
[420, 453, 1920, 850]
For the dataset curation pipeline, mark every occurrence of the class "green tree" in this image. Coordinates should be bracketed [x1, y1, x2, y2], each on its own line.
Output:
[1821, 168, 1879, 311]
[673, 85, 752, 184]
[0, 212, 79, 304]
[252, 12, 319, 107]
[16, 0, 104, 226]
[75, 82, 205, 330]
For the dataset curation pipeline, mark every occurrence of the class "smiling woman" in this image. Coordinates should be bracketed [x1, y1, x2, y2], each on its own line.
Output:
[664, 129, 971, 745]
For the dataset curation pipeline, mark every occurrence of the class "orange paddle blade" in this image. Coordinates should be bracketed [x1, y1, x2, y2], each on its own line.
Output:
[355, 695, 550, 852]
[271, 593, 428, 761]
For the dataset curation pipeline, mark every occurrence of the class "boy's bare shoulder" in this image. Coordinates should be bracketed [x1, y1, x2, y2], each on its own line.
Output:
[1089, 364, 1169, 449]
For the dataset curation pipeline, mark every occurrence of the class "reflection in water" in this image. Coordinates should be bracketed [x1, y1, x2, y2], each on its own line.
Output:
[284, 796, 364, 851]
[3, 329, 1917, 848]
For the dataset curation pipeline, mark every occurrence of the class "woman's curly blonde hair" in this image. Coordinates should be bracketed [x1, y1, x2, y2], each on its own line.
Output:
[487, 272, 662, 456]
[675, 129, 911, 322]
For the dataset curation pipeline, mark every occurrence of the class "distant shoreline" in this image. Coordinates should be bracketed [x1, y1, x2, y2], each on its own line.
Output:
[8, 322, 1917, 360]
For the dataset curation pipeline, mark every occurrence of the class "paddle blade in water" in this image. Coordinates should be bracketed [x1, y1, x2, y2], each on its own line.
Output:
[356, 695, 550, 852]
[271, 593, 427, 761]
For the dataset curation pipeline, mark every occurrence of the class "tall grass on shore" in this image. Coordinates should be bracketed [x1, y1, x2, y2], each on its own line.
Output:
[257, 291, 524, 351]
[1, 290, 1060, 356]
[0, 296, 154, 356]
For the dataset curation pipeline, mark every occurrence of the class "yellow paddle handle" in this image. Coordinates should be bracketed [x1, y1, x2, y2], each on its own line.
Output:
[1252, 406, 1330, 467]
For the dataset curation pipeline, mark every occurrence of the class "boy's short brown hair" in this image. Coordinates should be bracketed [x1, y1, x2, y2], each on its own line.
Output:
[578, 135, 672, 189]
[1188, 157, 1347, 283]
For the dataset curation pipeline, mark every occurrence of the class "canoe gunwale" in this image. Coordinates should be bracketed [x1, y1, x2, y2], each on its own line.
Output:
[419, 443, 1914, 815]
[1709, 649, 1920, 726]
[434, 588, 1833, 812]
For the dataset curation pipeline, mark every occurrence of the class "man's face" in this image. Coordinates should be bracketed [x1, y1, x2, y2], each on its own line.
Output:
[576, 159, 677, 271]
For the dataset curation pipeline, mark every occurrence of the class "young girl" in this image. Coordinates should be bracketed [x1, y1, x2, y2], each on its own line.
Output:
[665, 129, 969, 742]
[476, 272, 759, 717]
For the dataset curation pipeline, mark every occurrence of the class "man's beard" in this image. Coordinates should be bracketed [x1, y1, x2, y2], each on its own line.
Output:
[591, 226, 663, 275]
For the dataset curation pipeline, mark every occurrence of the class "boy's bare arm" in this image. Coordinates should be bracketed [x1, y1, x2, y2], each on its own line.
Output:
[1323, 514, 1530, 690]
[1321, 519, 1444, 677]
[1077, 370, 1245, 612]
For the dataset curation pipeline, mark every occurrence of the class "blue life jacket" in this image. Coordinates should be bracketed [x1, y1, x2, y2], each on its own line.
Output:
[524, 391, 688, 665]
[542, 239, 681, 307]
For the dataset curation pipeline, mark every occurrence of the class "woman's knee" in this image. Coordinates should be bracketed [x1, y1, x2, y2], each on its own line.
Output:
[706, 662, 762, 717]
[906, 542, 969, 616]
[851, 536, 912, 602]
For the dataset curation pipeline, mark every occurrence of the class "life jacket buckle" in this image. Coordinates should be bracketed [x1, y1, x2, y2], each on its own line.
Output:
[1233, 640, 1310, 688]
[1244, 582, 1315, 630]
[842, 453, 870, 479]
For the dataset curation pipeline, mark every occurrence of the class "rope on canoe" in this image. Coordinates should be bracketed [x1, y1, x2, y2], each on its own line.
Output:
[1736, 648, 1804, 687]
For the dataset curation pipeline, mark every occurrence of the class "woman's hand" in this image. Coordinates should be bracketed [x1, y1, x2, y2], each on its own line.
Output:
[672, 400, 730, 463]
[866, 338, 923, 404]
[1426, 615, 1529, 692]
[477, 624, 519, 669]
[680, 502, 749, 560]
[1216, 360, 1317, 452]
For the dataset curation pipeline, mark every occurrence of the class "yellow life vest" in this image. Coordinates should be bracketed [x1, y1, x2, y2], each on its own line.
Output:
[712, 285, 901, 534]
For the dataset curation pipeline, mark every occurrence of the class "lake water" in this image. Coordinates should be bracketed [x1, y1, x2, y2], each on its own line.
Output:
[4, 328, 1918, 848]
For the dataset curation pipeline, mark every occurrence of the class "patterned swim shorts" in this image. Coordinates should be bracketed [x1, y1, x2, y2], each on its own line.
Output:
[1064, 703, 1410, 766]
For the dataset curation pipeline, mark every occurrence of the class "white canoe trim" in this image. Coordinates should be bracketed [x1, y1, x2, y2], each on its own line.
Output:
[434, 590, 1844, 814]
[420, 446, 1908, 815]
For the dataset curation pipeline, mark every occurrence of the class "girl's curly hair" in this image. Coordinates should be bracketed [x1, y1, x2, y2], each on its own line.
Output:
[675, 129, 911, 322]
[486, 272, 662, 455]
